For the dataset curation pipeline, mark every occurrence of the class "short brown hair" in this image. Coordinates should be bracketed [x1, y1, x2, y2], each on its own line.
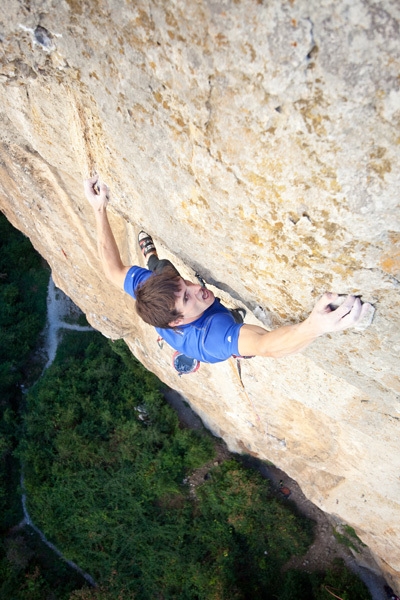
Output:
[135, 266, 183, 329]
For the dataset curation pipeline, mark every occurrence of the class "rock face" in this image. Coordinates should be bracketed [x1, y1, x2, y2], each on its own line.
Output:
[1, 0, 399, 589]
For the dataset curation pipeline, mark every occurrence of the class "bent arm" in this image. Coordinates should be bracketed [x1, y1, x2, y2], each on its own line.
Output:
[238, 293, 373, 358]
[84, 176, 130, 289]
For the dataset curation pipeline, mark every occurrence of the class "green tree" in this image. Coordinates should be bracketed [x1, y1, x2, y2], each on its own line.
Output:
[0, 214, 49, 530]
[17, 331, 331, 599]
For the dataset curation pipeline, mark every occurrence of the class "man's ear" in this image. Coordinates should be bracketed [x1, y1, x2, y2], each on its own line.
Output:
[168, 318, 183, 327]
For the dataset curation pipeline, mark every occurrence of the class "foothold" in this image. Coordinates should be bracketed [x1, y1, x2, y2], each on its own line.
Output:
[306, 44, 318, 60]
[275, 106, 282, 113]
[34, 25, 52, 49]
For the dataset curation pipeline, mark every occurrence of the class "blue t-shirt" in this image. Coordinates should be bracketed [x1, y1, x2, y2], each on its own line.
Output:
[124, 266, 243, 363]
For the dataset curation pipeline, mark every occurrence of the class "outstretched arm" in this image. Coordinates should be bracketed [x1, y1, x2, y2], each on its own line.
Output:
[238, 293, 373, 358]
[84, 176, 130, 289]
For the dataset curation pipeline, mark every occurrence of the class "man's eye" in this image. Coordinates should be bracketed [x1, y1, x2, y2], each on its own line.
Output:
[184, 293, 189, 303]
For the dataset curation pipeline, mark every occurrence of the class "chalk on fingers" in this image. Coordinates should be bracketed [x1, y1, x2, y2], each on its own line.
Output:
[354, 302, 375, 331]
[329, 295, 375, 330]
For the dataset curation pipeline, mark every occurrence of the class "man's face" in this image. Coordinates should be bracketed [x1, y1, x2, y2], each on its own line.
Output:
[171, 278, 215, 325]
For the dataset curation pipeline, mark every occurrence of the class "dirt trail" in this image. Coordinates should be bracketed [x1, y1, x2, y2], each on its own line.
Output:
[43, 277, 93, 371]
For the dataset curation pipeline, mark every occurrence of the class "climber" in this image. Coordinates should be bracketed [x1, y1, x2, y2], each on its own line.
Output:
[84, 176, 374, 363]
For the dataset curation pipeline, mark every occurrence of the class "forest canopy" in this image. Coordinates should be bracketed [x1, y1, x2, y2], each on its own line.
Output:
[0, 213, 49, 529]
[19, 332, 370, 599]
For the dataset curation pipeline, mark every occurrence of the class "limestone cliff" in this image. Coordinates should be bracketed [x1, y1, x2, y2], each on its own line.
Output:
[1, 0, 399, 589]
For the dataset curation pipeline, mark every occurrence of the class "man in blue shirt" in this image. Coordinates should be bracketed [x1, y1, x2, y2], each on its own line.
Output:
[84, 176, 373, 362]
[124, 259, 245, 364]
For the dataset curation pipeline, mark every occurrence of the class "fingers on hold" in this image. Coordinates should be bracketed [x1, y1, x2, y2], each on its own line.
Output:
[360, 301, 372, 314]
[318, 292, 337, 311]
[354, 302, 375, 330]
[356, 302, 369, 322]
[349, 297, 361, 315]
[336, 294, 355, 314]
[344, 294, 356, 305]
[322, 291, 336, 301]
[341, 297, 361, 324]
[84, 175, 99, 195]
